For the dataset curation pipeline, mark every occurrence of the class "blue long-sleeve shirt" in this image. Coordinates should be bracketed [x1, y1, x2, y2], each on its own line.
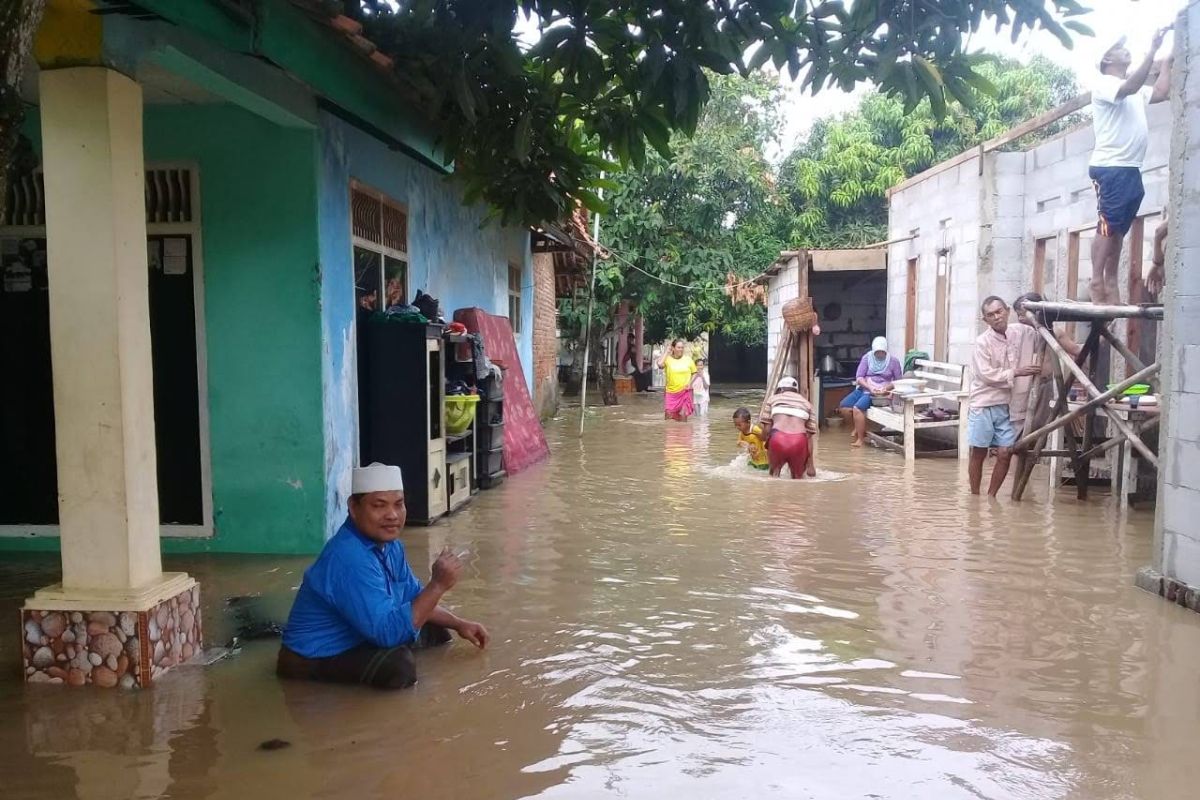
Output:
[282, 517, 424, 658]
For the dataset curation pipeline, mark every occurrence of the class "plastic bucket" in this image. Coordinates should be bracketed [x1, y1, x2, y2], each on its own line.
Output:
[445, 394, 480, 434]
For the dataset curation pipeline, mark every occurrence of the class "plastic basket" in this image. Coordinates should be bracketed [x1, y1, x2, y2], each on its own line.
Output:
[1108, 383, 1151, 396]
[445, 394, 480, 435]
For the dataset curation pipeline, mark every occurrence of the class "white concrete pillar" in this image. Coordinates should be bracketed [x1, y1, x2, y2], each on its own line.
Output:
[1139, 1, 1200, 609]
[38, 67, 162, 592]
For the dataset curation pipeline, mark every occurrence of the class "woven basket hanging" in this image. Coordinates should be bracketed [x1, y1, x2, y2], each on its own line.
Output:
[782, 297, 818, 332]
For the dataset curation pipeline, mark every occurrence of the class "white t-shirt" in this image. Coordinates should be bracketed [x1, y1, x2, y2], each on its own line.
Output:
[1090, 74, 1150, 168]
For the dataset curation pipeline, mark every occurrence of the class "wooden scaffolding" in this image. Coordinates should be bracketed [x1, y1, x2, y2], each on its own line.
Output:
[1011, 300, 1163, 502]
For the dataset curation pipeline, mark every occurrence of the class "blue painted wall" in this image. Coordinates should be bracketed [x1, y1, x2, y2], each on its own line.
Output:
[317, 111, 533, 536]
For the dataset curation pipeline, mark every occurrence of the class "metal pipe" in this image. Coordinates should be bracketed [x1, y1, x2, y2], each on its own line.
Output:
[578, 199, 603, 437]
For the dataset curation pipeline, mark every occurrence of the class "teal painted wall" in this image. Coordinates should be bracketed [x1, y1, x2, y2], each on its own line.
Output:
[0, 104, 328, 554]
[145, 105, 327, 554]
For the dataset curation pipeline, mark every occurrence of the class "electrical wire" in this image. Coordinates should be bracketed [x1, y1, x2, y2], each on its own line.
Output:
[599, 244, 773, 294]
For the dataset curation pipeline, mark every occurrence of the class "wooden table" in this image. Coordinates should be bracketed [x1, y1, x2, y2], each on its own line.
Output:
[1044, 400, 1159, 500]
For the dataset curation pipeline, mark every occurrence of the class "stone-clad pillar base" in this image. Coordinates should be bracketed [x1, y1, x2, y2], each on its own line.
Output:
[1136, 567, 1200, 614]
[21, 574, 201, 688]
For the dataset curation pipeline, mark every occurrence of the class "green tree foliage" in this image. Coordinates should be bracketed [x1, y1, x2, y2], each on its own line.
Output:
[346, 1, 1090, 226]
[561, 72, 787, 347]
[564, 55, 1079, 348]
[778, 56, 1079, 247]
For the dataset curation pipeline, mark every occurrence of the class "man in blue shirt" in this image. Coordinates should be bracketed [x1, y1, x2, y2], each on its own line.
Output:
[278, 463, 489, 689]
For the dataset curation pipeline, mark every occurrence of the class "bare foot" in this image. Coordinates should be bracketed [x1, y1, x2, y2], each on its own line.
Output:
[850, 438, 863, 448]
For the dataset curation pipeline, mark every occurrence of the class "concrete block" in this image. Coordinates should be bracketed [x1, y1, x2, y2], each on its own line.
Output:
[995, 174, 1025, 196]
[1168, 297, 1200, 347]
[1175, 213, 1200, 252]
[1165, 392, 1200, 446]
[1162, 527, 1200, 588]
[1035, 137, 1066, 169]
[995, 153, 1026, 175]
[1179, 348, 1200, 394]
[997, 195, 1025, 219]
[1171, 245, 1200, 298]
[1167, 431, 1200, 488]
[1065, 128, 1095, 159]
[1162, 483, 1200, 538]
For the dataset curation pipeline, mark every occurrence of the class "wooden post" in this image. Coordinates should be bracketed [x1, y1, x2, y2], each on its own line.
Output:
[1011, 325, 1048, 498]
[1032, 324, 1160, 467]
[903, 401, 916, 462]
[1014, 361, 1160, 449]
[1098, 325, 1157, 392]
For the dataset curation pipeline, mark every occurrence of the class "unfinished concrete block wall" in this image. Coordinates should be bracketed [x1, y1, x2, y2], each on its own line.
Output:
[887, 91, 1172, 372]
[765, 256, 801, 379]
[887, 158, 983, 367]
[1145, 0, 1200, 604]
[810, 271, 887, 367]
[1022, 105, 1171, 307]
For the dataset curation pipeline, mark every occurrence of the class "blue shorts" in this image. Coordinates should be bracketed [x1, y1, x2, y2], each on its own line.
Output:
[840, 387, 874, 411]
[1090, 166, 1145, 238]
[968, 405, 1017, 449]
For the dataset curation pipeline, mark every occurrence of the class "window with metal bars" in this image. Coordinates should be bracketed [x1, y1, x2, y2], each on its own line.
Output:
[508, 263, 522, 333]
[350, 181, 408, 312]
[3, 168, 196, 227]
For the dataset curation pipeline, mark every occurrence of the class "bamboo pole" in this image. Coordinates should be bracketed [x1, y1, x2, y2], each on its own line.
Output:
[1098, 325, 1157, 391]
[761, 329, 795, 421]
[1013, 345, 1070, 500]
[1030, 325, 1160, 467]
[1020, 300, 1165, 322]
[1078, 414, 1160, 462]
[1011, 324, 1048, 498]
[578, 203, 602, 437]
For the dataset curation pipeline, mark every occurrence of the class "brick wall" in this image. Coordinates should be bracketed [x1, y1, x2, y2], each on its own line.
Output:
[531, 252, 559, 418]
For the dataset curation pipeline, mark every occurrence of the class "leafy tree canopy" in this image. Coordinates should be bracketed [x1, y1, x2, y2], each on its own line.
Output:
[347, 0, 1091, 226]
[777, 55, 1079, 248]
[562, 54, 1078, 348]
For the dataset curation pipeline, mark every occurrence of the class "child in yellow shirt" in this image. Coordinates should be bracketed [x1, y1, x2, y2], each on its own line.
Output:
[733, 407, 769, 470]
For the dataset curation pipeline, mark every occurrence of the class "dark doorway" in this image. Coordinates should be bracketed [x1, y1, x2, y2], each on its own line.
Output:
[709, 334, 767, 384]
[147, 236, 204, 525]
[0, 234, 205, 526]
[0, 236, 57, 523]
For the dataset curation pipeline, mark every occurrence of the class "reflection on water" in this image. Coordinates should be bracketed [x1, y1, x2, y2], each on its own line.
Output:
[3, 393, 1200, 799]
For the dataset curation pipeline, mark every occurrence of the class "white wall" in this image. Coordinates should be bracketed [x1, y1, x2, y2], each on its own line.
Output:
[765, 255, 801, 379]
[1144, 0, 1200, 600]
[887, 100, 1172, 369]
[887, 158, 983, 366]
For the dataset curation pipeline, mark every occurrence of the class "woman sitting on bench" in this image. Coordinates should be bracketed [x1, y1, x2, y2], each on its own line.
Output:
[839, 337, 903, 448]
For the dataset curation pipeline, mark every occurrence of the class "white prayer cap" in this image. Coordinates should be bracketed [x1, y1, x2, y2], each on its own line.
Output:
[778, 376, 800, 391]
[1099, 36, 1127, 69]
[872, 336, 888, 353]
[351, 462, 404, 494]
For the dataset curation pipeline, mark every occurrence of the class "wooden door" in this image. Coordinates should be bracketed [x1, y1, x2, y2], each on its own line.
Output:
[905, 257, 918, 352]
[934, 254, 950, 361]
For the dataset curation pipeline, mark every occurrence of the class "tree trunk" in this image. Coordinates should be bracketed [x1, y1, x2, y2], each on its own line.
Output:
[0, 0, 47, 221]
[598, 363, 617, 406]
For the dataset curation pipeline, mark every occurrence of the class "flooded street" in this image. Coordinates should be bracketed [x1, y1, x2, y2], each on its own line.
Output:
[3, 392, 1200, 799]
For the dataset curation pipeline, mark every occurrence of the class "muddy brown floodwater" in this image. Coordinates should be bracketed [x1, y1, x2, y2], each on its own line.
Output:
[2, 392, 1200, 799]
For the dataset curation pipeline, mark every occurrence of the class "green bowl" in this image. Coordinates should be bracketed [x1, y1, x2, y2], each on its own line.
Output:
[1108, 383, 1150, 396]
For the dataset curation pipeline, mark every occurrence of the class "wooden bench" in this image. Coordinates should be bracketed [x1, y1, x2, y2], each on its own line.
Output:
[865, 360, 970, 462]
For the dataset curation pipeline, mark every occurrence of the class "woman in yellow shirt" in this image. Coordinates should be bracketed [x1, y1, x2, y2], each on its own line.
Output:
[656, 339, 696, 421]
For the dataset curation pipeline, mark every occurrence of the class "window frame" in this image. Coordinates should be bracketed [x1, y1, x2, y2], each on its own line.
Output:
[508, 262, 523, 333]
[349, 179, 409, 312]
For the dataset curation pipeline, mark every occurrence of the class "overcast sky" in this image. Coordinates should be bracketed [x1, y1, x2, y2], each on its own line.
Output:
[776, 0, 1189, 152]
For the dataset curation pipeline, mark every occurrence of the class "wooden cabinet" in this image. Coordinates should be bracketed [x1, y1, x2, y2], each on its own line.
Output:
[360, 320, 446, 524]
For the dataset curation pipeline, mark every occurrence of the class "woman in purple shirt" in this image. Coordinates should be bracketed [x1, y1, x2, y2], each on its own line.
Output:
[838, 336, 903, 447]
